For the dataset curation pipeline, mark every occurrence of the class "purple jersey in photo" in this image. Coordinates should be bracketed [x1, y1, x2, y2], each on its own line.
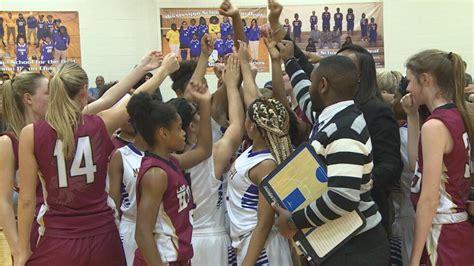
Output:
[292, 20, 302, 34]
[135, 153, 193, 263]
[283, 23, 291, 35]
[27, 16, 37, 29]
[310, 15, 317, 25]
[223, 39, 234, 55]
[197, 24, 208, 38]
[214, 38, 224, 55]
[16, 43, 28, 61]
[247, 26, 260, 41]
[33, 115, 116, 238]
[54, 34, 69, 51]
[37, 20, 47, 38]
[180, 27, 190, 47]
[47, 21, 54, 31]
[188, 25, 197, 36]
[41, 41, 54, 65]
[322, 12, 331, 22]
[189, 39, 200, 57]
[220, 21, 233, 38]
[17, 18, 26, 35]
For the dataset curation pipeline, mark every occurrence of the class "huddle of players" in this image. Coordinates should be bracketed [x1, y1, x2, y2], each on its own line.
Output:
[1, 1, 473, 266]
[0, 13, 70, 72]
[283, 7, 378, 46]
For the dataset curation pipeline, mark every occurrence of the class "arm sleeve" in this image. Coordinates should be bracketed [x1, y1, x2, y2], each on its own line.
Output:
[284, 59, 315, 124]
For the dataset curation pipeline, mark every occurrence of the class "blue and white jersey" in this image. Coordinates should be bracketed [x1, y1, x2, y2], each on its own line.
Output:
[226, 146, 275, 240]
[187, 155, 226, 232]
[119, 143, 144, 222]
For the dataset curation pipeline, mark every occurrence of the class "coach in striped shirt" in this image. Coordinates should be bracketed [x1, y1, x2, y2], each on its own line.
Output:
[273, 54, 389, 265]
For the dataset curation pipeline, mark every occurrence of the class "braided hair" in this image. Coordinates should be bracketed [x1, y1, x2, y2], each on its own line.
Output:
[248, 98, 293, 164]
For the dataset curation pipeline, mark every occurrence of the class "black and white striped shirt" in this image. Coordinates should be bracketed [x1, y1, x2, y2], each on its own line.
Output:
[290, 80, 382, 234]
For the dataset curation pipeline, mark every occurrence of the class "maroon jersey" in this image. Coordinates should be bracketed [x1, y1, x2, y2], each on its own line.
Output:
[33, 115, 116, 238]
[411, 104, 472, 214]
[0, 131, 19, 171]
[135, 152, 193, 263]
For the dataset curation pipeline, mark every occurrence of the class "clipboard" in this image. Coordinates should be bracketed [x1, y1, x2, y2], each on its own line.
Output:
[260, 143, 366, 265]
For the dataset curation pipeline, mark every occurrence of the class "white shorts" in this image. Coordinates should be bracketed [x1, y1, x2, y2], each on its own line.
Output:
[236, 230, 292, 265]
[191, 228, 234, 266]
[119, 218, 137, 266]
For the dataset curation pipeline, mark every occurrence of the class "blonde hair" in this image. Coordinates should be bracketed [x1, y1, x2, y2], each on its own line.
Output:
[46, 62, 88, 158]
[248, 98, 293, 164]
[1, 72, 46, 137]
[377, 70, 403, 94]
[406, 49, 474, 153]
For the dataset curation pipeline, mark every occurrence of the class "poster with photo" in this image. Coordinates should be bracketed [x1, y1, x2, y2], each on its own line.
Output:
[0, 11, 81, 78]
[160, 7, 269, 72]
[280, 2, 384, 67]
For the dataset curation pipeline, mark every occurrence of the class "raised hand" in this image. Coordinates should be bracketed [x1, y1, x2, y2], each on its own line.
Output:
[139, 50, 164, 72]
[264, 37, 280, 60]
[268, 1, 283, 27]
[188, 80, 211, 104]
[224, 54, 241, 89]
[160, 53, 180, 75]
[276, 40, 295, 61]
[237, 40, 251, 64]
[201, 34, 213, 57]
[219, 0, 239, 18]
[400, 93, 419, 116]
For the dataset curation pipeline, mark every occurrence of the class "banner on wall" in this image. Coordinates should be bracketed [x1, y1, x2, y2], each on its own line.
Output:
[160, 7, 269, 73]
[0, 11, 81, 78]
[281, 2, 384, 67]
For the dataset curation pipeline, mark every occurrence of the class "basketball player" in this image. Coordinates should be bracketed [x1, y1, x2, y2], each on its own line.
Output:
[360, 13, 369, 42]
[226, 96, 293, 265]
[189, 33, 201, 61]
[322, 7, 331, 32]
[0, 72, 49, 262]
[36, 15, 46, 47]
[179, 21, 190, 61]
[40, 33, 54, 72]
[401, 50, 474, 265]
[346, 8, 355, 35]
[368, 17, 378, 47]
[15, 52, 173, 265]
[283, 18, 291, 37]
[188, 18, 198, 37]
[16, 14, 27, 40]
[197, 16, 208, 39]
[310, 11, 317, 31]
[133, 80, 212, 266]
[248, 19, 260, 61]
[171, 54, 244, 266]
[214, 32, 225, 61]
[46, 15, 54, 33]
[291, 14, 302, 43]
[223, 34, 234, 56]
[334, 8, 343, 33]
[15, 36, 29, 72]
[220, 16, 233, 40]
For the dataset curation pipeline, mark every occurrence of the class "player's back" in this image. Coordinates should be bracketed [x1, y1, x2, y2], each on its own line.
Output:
[33, 114, 116, 238]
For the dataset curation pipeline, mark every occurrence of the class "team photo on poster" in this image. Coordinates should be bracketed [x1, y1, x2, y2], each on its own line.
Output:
[0, 11, 81, 78]
[280, 2, 384, 67]
[160, 7, 269, 72]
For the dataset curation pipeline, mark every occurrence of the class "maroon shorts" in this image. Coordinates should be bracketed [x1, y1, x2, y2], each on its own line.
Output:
[26, 229, 126, 266]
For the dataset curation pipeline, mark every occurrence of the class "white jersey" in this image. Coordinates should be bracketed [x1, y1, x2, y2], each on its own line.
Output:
[187, 155, 226, 231]
[226, 146, 275, 246]
[119, 143, 144, 222]
[211, 118, 225, 143]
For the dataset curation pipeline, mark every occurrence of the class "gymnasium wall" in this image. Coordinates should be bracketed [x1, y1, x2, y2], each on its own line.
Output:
[2, 0, 473, 101]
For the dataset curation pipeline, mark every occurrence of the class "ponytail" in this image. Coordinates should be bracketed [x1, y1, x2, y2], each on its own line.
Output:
[451, 53, 474, 154]
[46, 62, 87, 158]
[1, 72, 45, 137]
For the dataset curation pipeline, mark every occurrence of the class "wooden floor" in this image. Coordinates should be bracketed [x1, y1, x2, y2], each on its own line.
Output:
[0, 230, 12, 266]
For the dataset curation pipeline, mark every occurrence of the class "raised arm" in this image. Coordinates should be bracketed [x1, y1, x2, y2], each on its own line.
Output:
[0, 137, 19, 260]
[189, 34, 212, 84]
[219, 0, 247, 49]
[237, 41, 259, 108]
[16, 125, 37, 265]
[213, 54, 245, 178]
[82, 51, 164, 115]
[278, 40, 315, 124]
[98, 54, 180, 136]
[174, 81, 212, 170]
[264, 37, 290, 110]
[135, 168, 168, 266]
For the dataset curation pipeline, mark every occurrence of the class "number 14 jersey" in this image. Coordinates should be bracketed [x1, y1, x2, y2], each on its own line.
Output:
[33, 115, 117, 238]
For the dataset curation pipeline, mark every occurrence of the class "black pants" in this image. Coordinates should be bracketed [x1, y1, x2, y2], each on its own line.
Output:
[321, 223, 390, 266]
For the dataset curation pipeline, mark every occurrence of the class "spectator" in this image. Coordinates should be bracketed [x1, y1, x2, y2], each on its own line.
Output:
[88, 75, 105, 100]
